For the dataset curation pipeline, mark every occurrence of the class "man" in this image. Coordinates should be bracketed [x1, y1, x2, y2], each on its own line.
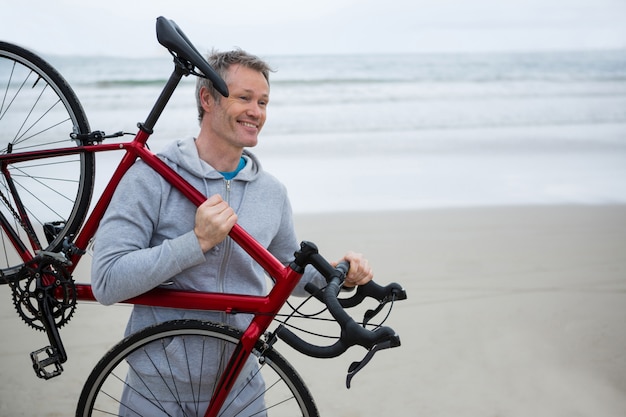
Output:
[91, 49, 373, 416]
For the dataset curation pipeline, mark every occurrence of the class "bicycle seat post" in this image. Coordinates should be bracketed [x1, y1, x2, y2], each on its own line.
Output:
[138, 60, 188, 137]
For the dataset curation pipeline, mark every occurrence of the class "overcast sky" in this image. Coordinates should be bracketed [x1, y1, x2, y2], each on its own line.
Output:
[2, 0, 625, 57]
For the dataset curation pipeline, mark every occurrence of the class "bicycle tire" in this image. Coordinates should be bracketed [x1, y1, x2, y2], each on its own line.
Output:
[76, 319, 319, 417]
[0, 42, 94, 278]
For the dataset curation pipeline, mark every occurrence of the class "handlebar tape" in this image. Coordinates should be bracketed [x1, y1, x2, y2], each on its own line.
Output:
[276, 321, 398, 359]
[276, 263, 401, 358]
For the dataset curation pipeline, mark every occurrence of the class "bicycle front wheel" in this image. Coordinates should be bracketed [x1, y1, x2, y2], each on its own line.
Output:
[0, 42, 94, 278]
[76, 319, 319, 417]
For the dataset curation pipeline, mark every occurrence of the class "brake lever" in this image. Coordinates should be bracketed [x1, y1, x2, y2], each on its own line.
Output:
[345, 334, 401, 388]
[362, 287, 406, 326]
[363, 303, 385, 327]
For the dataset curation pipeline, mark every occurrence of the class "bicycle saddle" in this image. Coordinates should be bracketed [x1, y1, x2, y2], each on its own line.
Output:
[155, 16, 229, 98]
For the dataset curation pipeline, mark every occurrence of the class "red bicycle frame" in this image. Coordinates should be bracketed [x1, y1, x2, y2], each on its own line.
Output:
[1, 26, 335, 415]
[1, 124, 309, 416]
[1, 20, 405, 417]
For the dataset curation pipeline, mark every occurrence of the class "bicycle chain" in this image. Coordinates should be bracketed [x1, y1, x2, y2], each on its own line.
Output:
[0, 187, 42, 249]
[9, 256, 77, 331]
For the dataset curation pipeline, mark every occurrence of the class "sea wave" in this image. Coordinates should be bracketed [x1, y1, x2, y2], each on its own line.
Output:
[37, 49, 626, 144]
[93, 79, 171, 87]
[46, 49, 626, 87]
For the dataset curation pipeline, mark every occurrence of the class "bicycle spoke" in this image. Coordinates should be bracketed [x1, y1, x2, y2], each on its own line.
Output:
[77, 320, 318, 417]
[0, 63, 28, 122]
[0, 41, 94, 275]
[12, 116, 73, 150]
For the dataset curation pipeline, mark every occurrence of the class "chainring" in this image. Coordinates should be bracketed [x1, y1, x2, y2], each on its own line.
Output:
[10, 257, 77, 331]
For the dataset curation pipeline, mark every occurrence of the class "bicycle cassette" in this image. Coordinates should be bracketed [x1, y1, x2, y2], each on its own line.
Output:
[10, 257, 77, 331]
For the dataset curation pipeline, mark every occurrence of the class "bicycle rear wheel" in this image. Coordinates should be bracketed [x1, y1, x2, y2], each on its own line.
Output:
[76, 319, 319, 417]
[0, 42, 94, 279]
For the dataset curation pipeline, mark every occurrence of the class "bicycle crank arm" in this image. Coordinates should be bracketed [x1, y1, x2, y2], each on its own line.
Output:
[31, 294, 67, 379]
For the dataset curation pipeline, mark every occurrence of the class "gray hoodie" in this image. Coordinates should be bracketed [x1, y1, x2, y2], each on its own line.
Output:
[91, 136, 325, 337]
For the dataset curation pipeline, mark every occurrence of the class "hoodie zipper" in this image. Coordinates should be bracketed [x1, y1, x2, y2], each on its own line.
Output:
[217, 179, 232, 324]
[218, 180, 232, 288]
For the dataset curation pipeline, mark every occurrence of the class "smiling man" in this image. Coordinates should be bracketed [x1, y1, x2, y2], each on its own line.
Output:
[90, 49, 373, 416]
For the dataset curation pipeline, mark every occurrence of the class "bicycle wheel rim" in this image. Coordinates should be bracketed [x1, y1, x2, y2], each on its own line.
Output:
[76, 319, 319, 417]
[0, 42, 94, 277]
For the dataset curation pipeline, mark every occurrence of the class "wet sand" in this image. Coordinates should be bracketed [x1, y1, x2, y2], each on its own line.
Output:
[0, 205, 625, 416]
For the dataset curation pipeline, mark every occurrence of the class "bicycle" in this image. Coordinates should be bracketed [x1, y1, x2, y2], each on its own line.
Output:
[0, 17, 406, 417]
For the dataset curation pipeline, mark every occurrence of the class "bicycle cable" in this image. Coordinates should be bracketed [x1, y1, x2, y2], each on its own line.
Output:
[265, 284, 399, 343]
[0, 186, 41, 249]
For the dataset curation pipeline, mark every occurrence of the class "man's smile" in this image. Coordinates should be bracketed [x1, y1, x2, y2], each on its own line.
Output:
[239, 121, 258, 129]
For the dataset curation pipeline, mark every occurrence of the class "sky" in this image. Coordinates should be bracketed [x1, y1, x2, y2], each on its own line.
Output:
[2, 0, 625, 57]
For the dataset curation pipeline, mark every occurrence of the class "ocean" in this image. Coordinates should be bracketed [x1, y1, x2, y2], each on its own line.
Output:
[46, 50, 626, 213]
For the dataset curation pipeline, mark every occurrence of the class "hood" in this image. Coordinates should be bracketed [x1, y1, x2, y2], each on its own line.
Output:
[159, 136, 262, 182]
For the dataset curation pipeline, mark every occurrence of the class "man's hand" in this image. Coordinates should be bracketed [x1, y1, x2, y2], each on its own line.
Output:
[194, 194, 238, 252]
[336, 251, 373, 287]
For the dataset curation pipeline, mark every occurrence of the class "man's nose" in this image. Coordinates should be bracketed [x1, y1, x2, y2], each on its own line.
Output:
[246, 102, 264, 118]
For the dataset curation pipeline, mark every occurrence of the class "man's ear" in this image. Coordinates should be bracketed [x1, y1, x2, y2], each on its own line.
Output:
[199, 86, 214, 112]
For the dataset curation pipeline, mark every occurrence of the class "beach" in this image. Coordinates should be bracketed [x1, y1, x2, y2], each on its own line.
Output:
[1, 46, 625, 416]
[0, 205, 624, 416]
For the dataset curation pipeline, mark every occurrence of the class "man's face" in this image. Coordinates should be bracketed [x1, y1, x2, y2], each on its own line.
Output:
[201, 64, 269, 150]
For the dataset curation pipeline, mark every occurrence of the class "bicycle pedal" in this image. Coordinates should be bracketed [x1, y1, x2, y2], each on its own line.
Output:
[30, 346, 64, 380]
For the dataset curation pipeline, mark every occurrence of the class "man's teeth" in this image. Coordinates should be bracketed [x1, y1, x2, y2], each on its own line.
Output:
[240, 122, 256, 128]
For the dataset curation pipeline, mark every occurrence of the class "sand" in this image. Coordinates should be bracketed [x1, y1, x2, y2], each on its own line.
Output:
[0, 205, 624, 416]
